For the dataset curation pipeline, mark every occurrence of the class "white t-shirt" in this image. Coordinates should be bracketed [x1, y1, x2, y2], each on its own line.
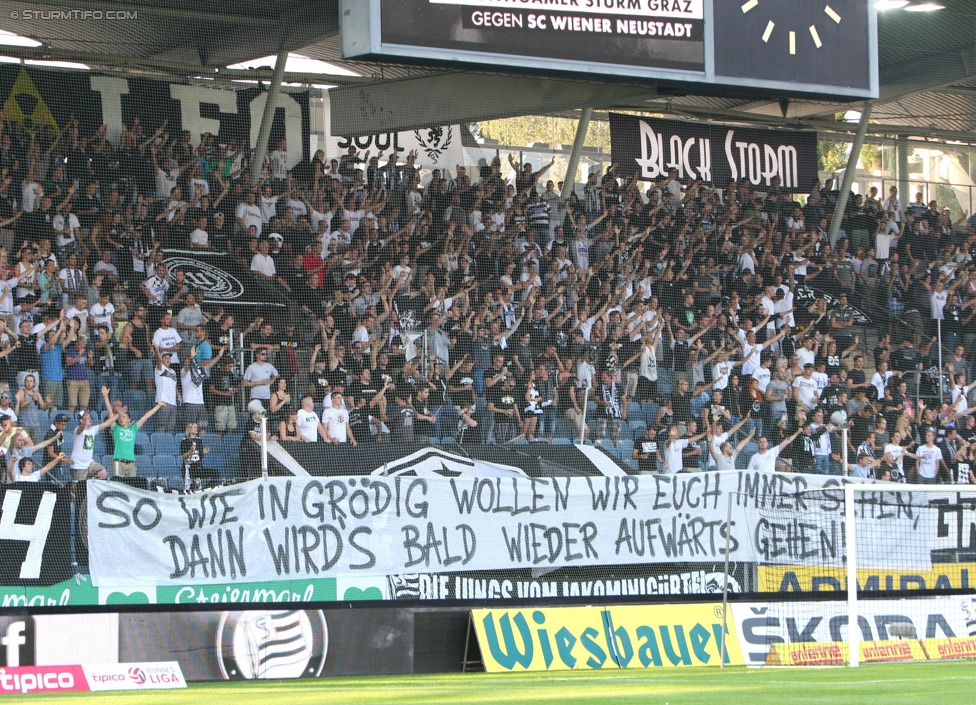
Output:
[741, 343, 763, 377]
[709, 432, 729, 469]
[792, 376, 820, 409]
[751, 367, 771, 394]
[797, 346, 816, 367]
[152, 327, 182, 365]
[189, 228, 209, 247]
[662, 439, 688, 475]
[322, 406, 350, 443]
[916, 445, 943, 480]
[181, 368, 204, 405]
[236, 201, 262, 235]
[90, 301, 115, 332]
[251, 253, 276, 278]
[143, 275, 169, 306]
[884, 443, 905, 480]
[747, 447, 779, 473]
[70, 427, 99, 470]
[876, 233, 896, 260]
[297, 409, 321, 442]
[711, 361, 733, 390]
[871, 370, 893, 400]
[155, 365, 179, 405]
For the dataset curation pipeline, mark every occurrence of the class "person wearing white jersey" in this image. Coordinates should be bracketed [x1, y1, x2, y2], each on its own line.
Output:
[297, 395, 328, 443]
[901, 428, 947, 484]
[746, 429, 801, 473]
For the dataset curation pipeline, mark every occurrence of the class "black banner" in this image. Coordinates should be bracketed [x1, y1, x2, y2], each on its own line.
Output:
[0, 485, 72, 587]
[388, 562, 745, 601]
[119, 609, 414, 680]
[0, 65, 309, 165]
[161, 250, 286, 309]
[609, 113, 819, 193]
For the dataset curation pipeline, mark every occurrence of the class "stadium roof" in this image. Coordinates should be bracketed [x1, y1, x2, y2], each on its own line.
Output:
[0, 0, 975, 140]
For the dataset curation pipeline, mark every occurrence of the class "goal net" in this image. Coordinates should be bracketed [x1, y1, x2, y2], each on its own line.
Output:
[724, 484, 976, 667]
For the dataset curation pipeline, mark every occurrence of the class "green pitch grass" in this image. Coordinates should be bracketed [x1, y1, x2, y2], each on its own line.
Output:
[9, 661, 976, 705]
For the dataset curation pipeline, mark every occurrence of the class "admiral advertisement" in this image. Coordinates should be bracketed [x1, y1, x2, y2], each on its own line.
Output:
[609, 113, 819, 193]
[85, 472, 931, 590]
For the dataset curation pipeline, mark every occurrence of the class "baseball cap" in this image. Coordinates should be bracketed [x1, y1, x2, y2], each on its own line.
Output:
[54, 413, 69, 422]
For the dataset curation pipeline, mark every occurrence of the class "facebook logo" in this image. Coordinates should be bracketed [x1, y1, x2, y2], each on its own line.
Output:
[0, 618, 34, 667]
[0, 489, 56, 580]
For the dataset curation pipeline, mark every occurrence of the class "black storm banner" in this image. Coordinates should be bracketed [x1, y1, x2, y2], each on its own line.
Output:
[609, 113, 819, 193]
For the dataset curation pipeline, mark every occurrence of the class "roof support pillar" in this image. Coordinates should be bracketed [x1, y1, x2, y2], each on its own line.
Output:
[250, 50, 288, 184]
[829, 102, 872, 248]
[897, 134, 910, 215]
[561, 107, 593, 200]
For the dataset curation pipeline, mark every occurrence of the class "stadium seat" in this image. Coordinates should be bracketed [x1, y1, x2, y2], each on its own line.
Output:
[123, 390, 148, 413]
[152, 432, 180, 457]
[224, 434, 244, 454]
[135, 432, 153, 456]
[552, 437, 572, 445]
[152, 455, 182, 489]
[641, 401, 660, 426]
[512, 437, 529, 445]
[135, 458, 154, 480]
[626, 401, 641, 420]
[624, 458, 640, 473]
[200, 434, 223, 454]
[594, 438, 615, 455]
[616, 439, 634, 461]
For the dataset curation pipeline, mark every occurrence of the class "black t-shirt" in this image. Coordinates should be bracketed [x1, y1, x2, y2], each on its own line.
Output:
[347, 405, 369, 440]
[414, 403, 434, 438]
[42, 426, 64, 462]
[9, 333, 39, 370]
[180, 437, 205, 477]
[210, 324, 235, 350]
[489, 385, 518, 423]
[817, 352, 843, 378]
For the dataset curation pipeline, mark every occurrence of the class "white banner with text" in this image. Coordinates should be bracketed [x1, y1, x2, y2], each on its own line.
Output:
[87, 472, 936, 588]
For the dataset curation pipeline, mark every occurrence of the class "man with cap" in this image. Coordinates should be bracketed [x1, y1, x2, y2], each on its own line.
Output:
[153, 346, 180, 432]
[67, 390, 119, 481]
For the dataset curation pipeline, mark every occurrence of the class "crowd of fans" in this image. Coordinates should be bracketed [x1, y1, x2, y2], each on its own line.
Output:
[0, 113, 975, 488]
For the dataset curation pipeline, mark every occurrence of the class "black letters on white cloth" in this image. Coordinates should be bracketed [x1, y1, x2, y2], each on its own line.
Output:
[87, 471, 941, 588]
[609, 113, 818, 193]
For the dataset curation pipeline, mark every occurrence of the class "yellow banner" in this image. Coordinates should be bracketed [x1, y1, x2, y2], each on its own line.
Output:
[921, 637, 976, 660]
[767, 640, 925, 666]
[757, 565, 976, 593]
[472, 603, 743, 672]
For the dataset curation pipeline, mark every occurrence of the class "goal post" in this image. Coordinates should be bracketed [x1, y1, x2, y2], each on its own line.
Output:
[726, 482, 976, 668]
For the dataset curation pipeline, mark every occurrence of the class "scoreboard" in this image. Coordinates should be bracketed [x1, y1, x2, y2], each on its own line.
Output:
[340, 0, 877, 100]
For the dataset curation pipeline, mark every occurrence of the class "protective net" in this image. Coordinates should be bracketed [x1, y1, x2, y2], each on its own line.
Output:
[730, 485, 976, 666]
[0, 3, 975, 626]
